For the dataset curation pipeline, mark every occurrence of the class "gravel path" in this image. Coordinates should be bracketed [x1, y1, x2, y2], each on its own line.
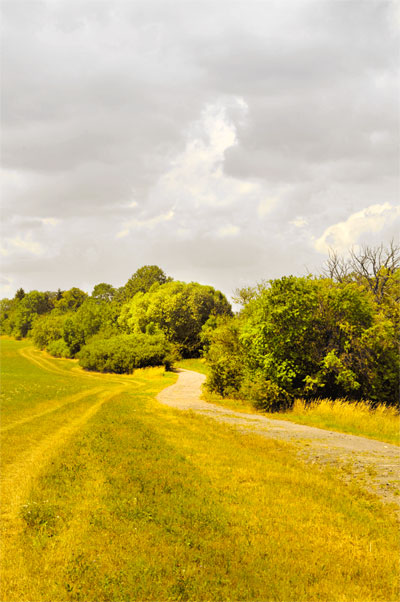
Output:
[157, 369, 400, 511]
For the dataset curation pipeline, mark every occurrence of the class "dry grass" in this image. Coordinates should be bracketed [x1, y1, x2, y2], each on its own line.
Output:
[278, 398, 400, 446]
[1, 338, 399, 601]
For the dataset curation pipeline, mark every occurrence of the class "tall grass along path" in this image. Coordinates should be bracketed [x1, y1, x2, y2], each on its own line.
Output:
[158, 369, 400, 511]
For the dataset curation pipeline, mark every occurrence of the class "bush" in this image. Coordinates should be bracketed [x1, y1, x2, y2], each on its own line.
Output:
[241, 375, 293, 412]
[204, 318, 244, 397]
[78, 333, 175, 374]
[46, 339, 71, 358]
[31, 313, 67, 350]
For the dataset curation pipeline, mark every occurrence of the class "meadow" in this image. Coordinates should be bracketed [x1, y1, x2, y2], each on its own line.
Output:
[1, 338, 399, 601]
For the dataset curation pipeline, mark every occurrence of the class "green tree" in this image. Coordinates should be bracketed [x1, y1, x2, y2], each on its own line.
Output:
[203, 316, 245, 396]
[0, 298, 17, 335]
[31, 313, 68, 349]
[61, 299, 106, 356]
[206, 276, 399, 407]
[54, 288, 88, 313]
[240, 276, 398, 405]
[91, 283, 116, 303]
[15, 288, 25, 301]
[119, 281, 232, 357]
[12, 291, 53, 338]
[121, 265, 172, 301]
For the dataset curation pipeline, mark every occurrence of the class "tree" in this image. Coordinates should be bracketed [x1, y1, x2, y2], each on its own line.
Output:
[119, 281, 232, 357]
[240, 276, 398, 405]
[31, 313, 67, 349]
[0, 298, 17, 334]
[54, 288, 88, 313]
[91, 283, 116, 303]
[15, 288, 25, 301]
[61, 299, 108, 356]
[323, 241, 400, 304]
[203, 316, 245, 397]
[12, 291, 53, 338]
[121, 265, 172, 301]
[206, 276, 399, 407]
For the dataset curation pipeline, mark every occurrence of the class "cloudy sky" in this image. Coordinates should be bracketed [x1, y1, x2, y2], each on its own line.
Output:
[1, 0, 399, 301]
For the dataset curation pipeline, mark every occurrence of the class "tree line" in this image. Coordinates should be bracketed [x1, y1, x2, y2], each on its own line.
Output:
[0, 265, 232, 372]
[1, 243, 398, 408]
[204, 243, 399, 408]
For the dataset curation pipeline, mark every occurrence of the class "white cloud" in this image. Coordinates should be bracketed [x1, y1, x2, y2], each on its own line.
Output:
[40, 217, 60, 226]
[314, 203, 400, 254]
[116, 97, 275, 241]
[152, 98, 255, 209]
[1, 233, 45, 256]
[290, 216, 308, 228]
[116, 210, 175, 238]
[216, 224, 240, 238]
[258, 198, 277, 218]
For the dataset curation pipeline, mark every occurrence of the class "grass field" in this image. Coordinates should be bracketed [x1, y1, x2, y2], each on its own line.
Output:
[1, 338, 399, 601]
[177, 359, 400, 445]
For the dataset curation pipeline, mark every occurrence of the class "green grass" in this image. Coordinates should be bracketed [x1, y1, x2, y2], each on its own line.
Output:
[1, 338, 399, 601]
[177, 357, 399, 445]
[175, 357, 209, 375]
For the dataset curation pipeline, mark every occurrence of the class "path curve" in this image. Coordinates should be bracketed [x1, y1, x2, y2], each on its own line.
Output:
[157, 369, 400, 510]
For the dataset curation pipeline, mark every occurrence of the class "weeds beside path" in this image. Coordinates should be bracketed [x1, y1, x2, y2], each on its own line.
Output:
[158, 369, 400, 511]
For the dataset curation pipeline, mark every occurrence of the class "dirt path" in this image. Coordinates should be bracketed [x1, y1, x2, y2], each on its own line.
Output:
[157, 369, 400, 511]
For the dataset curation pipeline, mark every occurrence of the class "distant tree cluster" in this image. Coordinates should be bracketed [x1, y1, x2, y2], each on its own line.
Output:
[2, 244, 398, 405]
[0, 265, 232, 373]
[205, 243, 399, 408]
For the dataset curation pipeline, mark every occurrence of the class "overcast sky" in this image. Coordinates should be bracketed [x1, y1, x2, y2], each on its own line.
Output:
[1, 0, 399, 302]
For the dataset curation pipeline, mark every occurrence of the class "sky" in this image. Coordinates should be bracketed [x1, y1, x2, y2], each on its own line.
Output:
[1, 0, 399, 303]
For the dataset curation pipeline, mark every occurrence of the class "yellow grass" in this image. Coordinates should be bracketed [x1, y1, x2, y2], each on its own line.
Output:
[278, 398, 400, 446]
[1, 338, 399, 601]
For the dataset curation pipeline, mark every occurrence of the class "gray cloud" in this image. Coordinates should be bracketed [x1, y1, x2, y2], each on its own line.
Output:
[1, 0, 398, 300]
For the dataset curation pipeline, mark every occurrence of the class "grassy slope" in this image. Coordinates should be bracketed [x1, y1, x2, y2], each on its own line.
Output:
[177, 359, 400, 445]
[1, 339, 399, 602]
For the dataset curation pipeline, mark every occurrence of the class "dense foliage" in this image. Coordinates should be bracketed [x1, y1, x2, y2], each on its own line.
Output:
[78, 333, 174, 373]
[0, 265, 232, 372]
[205, 269, 399, 408]
[118, 281, 232, 357]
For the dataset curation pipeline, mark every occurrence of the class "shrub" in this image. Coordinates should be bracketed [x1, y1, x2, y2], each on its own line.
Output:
[46, 339, 71, 358]
[240, 374, 293, 412]
[204, 317, 244, 397]
[31, 313, 67, 349]
[78, 333, 175, 374]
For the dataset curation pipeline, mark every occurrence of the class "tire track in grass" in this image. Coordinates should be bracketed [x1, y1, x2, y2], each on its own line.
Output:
[0, 386, 126, 527]
[19, 345, 146, 386]
[19, 346, 75, 378]
[0, 385, 126, 601]
[0, 386, 107, 433]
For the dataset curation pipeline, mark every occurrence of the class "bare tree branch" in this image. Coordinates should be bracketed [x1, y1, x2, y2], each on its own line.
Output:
[323, 241, 400, 303]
